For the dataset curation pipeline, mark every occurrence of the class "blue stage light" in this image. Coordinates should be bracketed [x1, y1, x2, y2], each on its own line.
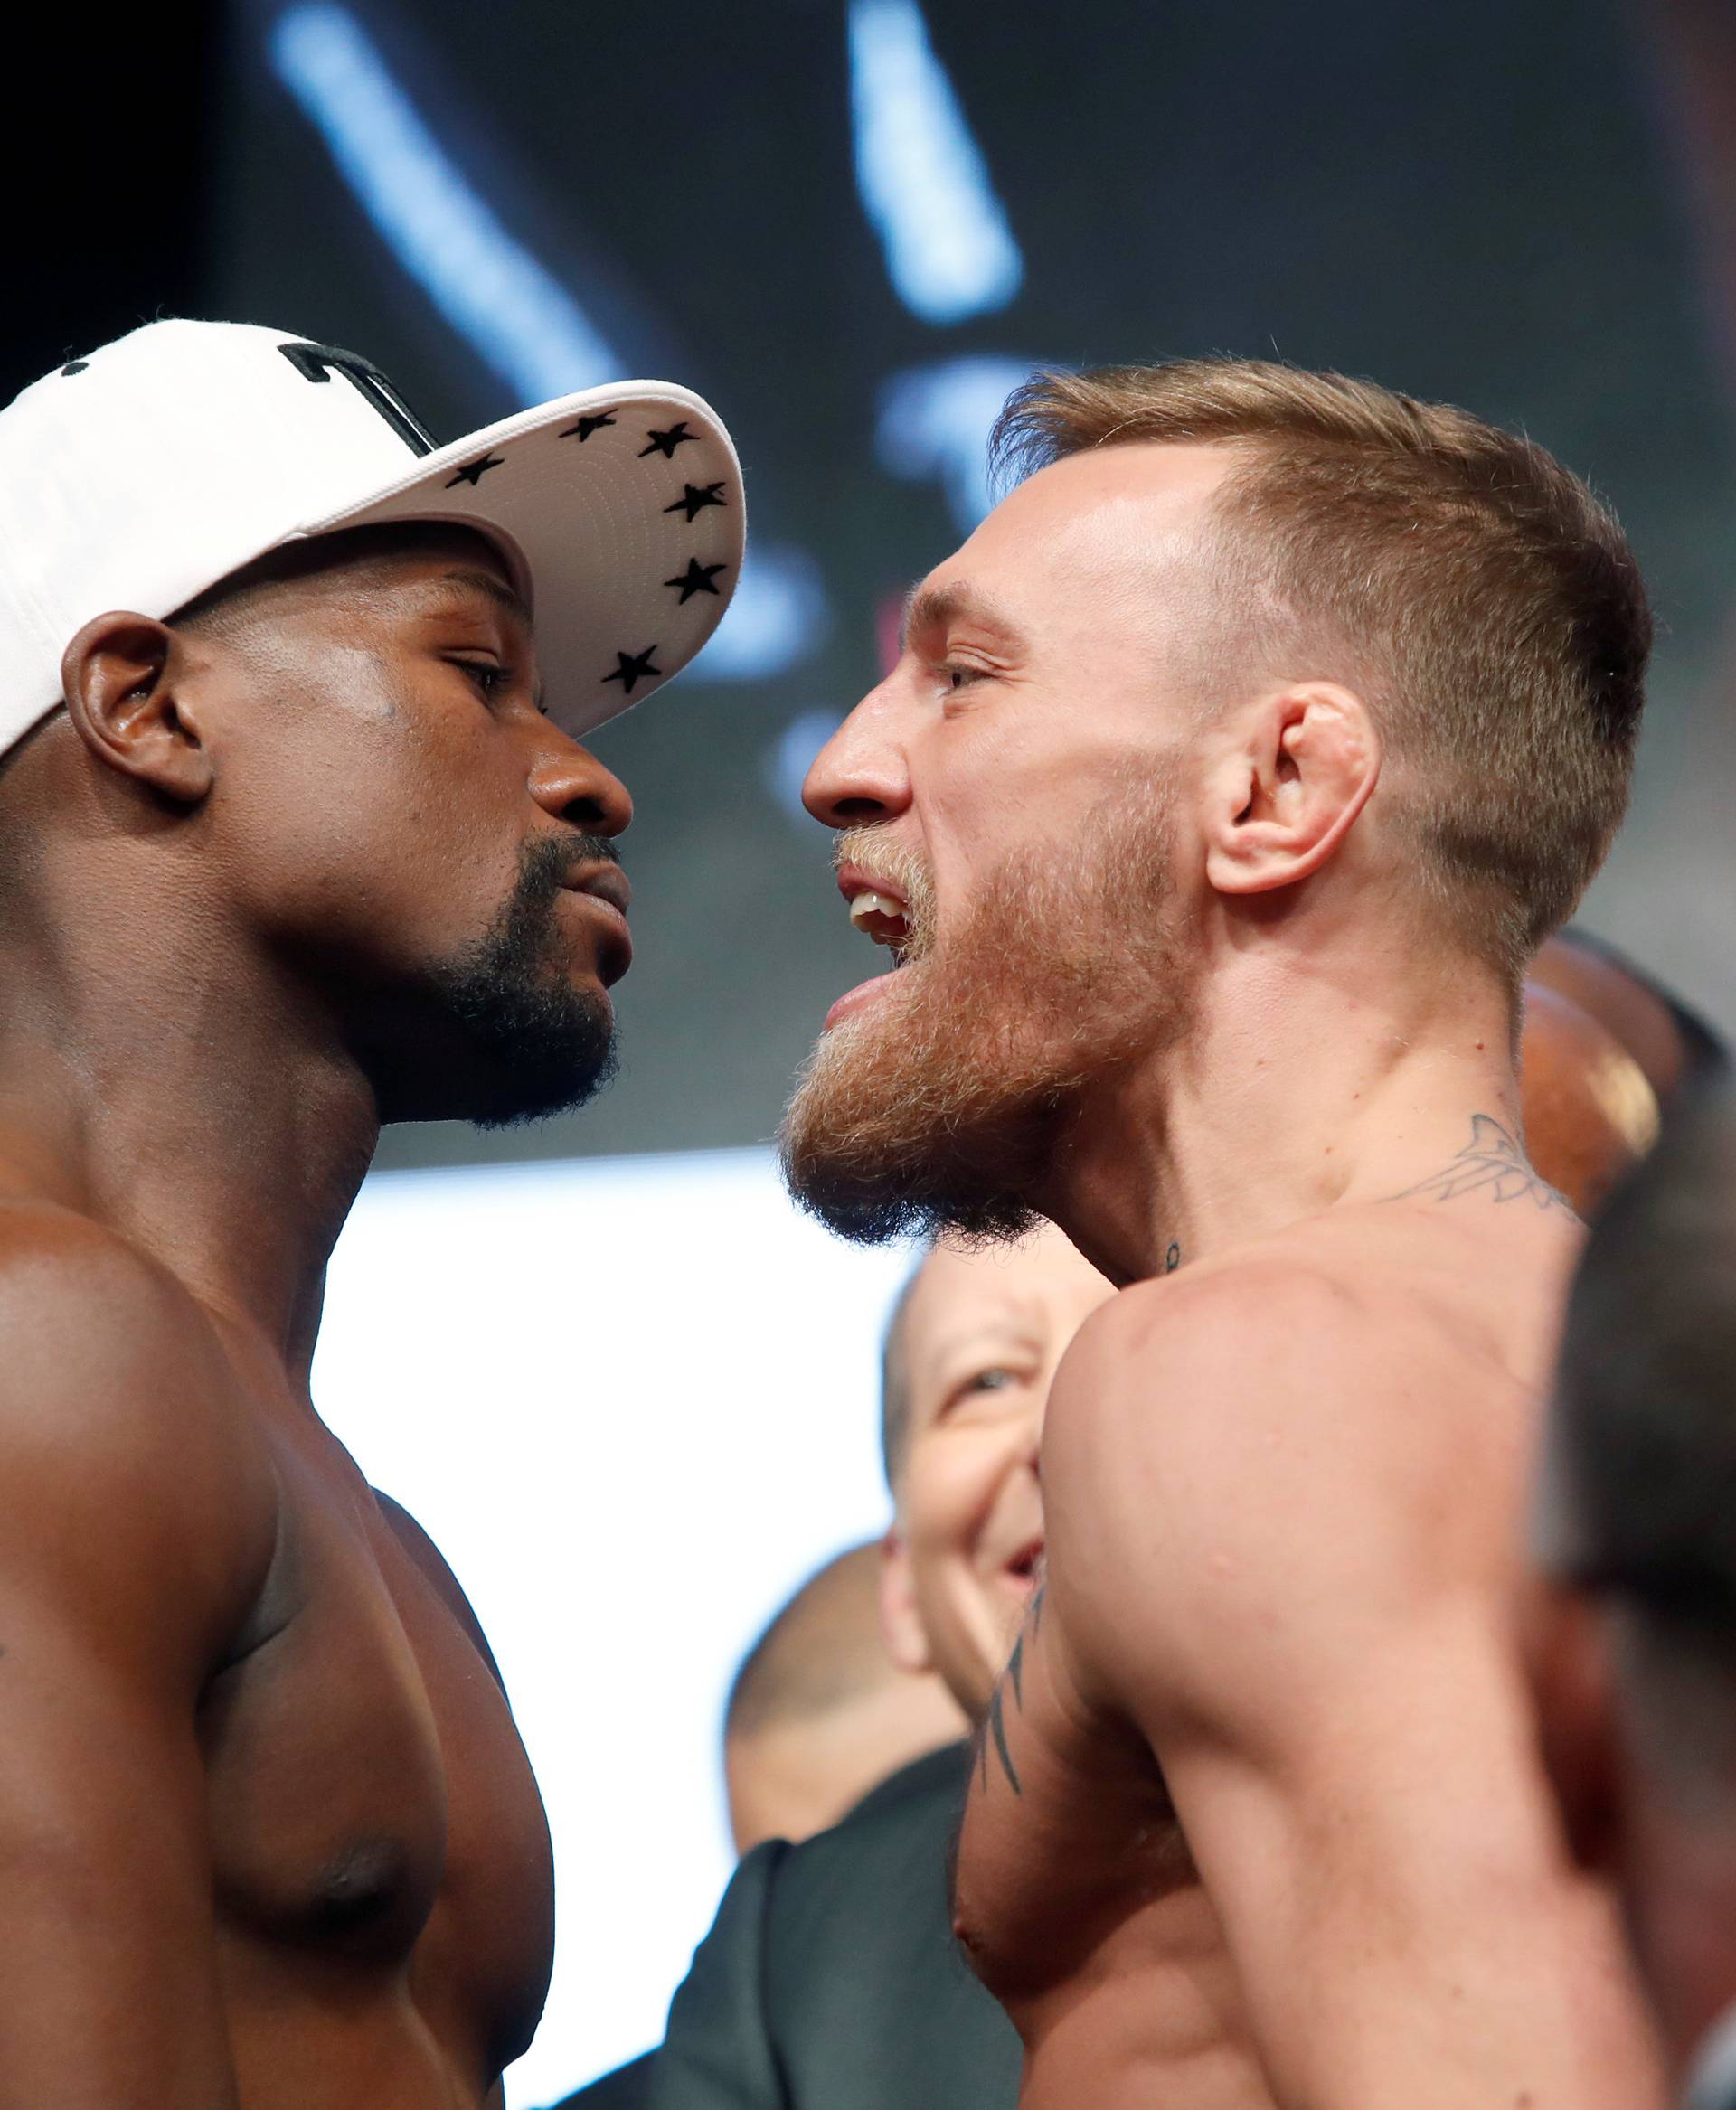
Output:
[703, 547, 833, 683]
[270, 4, 620, 403]
[762, 708, 846, 824]
[848, 0, 1024, 326]
[269, 3, 830, 685]
[876, 354, 1044, 528]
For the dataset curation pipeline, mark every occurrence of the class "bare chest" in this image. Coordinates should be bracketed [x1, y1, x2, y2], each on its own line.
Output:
[198, 1436, 553, 2090]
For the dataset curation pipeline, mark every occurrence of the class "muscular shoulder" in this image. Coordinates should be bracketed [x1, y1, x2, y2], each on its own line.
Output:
[1041, 1220, 1543, 1717]
[1052, 1204, 1551, 1469]
[0, 1201, 275, 1644]
[1052, 1231, 1412, 1455]
[0, 1198, 241, 1426]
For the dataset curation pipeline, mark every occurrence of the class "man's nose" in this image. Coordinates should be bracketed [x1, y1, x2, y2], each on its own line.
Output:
[528, 736, 633, 839]
[802, 689, 910, 830]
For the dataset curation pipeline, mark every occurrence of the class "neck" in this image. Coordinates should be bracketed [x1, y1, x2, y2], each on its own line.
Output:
[1041, 933, 1520, 1287]
[0, 857, 380, 1376]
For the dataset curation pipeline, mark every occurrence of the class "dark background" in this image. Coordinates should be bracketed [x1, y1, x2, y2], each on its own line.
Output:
[14, 0, 1736, 1168]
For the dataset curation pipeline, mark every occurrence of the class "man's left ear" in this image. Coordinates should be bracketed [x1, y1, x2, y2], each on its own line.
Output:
[1203, 683, 1380, 897]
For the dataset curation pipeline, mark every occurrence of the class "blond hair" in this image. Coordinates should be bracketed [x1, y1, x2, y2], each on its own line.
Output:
[990, 359, 1651, 980]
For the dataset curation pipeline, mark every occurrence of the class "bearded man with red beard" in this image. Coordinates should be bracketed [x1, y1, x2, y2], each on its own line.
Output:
[780, 359, 1666, 2110]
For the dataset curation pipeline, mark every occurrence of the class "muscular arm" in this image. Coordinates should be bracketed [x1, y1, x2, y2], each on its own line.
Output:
[0, 1214, 275, 2106]
[1041, 1266, 1661, 2110]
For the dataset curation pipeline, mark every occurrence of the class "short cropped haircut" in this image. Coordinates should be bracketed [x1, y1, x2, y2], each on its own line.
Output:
[991, 360, 1652, 983]
[1544, 1081, 1736, 1651]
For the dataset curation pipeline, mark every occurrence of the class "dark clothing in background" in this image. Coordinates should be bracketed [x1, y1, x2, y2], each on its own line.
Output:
[554, 2049, 656, 2109]
[644, 1740, 1019, 2110]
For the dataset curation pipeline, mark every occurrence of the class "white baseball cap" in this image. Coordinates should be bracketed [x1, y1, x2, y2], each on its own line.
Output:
[0, 318, 746, 757]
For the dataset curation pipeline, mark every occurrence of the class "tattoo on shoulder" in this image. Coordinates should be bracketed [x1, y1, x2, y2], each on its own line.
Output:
[1390, 1114, 1573, 1215]
[976, 1586, 1043, 1799]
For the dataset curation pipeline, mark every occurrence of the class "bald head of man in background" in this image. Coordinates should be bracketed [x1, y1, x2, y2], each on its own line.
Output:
[723, 1543, 967, 1855]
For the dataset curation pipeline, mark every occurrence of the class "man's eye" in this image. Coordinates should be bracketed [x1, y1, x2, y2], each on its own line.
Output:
[943, 663, 986, 692]
[961, 1366, 1017, 1397]
[450, 658, 514, 701]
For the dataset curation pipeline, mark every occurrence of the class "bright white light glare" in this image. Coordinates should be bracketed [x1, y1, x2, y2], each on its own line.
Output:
[876, 355, 1043, 528]
[270, 4, 621, 402]
[848, 0, 1024, 325]
[700, 545, 832, 682]
[310, 1147, 914, 2104]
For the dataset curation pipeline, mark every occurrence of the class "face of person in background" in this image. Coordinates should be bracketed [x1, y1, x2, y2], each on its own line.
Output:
[880, 1224, 1114, 1719]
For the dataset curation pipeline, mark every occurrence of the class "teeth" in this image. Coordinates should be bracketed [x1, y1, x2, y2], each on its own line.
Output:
[849, 890, 907, 927]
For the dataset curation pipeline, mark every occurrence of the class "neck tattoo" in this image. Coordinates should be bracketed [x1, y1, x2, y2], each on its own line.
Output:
[1165, 1241, 1182, 1274]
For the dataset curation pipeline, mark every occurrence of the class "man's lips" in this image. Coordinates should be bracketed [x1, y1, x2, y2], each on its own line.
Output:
[564, 862, 631, 917]
[560, 862, 632, 983]
[823, 972, 899, 1032]
[835, 861, 909, 909]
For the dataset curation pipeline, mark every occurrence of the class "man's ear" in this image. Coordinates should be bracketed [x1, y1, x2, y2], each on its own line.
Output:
[879, 1528, 936, 1677]
[1203, 683, 1379, 898]
[60, 610, 214, 805]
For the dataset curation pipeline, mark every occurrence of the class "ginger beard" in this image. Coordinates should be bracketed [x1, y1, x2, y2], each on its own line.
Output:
[781, 783, 1194, 1246]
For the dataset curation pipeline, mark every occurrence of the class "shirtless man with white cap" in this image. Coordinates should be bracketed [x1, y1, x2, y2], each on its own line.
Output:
[0, 323, 739, 2105]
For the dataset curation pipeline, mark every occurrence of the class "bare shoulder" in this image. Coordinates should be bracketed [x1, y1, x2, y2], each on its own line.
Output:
[1043, 1197, 1568, 1645]
[1055, 1187, 1576, 1459]
[0, 1199, 275, 1627]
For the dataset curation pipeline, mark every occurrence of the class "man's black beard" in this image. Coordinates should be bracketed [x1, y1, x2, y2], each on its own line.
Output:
[432, 833, 619, 1128]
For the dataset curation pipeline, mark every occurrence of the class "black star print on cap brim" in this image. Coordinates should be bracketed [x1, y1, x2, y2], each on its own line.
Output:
[446, 453, 505, 487]
[322, 371, 741, 735]
[603, 648, 663, 696]
[664, 480, 728, 523]
[640, 420, 699, 458]
[665, 558, 728, 604]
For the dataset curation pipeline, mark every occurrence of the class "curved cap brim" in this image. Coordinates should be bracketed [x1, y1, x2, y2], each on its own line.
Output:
[302, 380, 744, 739]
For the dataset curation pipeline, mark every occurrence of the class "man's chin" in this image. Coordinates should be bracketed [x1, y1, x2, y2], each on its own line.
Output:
[465, 1000, 618, 1129]
[779, 994, 1058, 1248]
[373, 990, 618, 1129]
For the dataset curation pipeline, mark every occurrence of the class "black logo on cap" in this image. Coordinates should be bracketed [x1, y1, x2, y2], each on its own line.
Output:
[603, 648, 662, 696]
[278, 341, 438, 457]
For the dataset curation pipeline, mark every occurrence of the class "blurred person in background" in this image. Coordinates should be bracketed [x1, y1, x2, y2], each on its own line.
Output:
[1533, 928, 1728, 1114]
[1528, 1080, 1736, 2109]
[626, 1225, 1112, 2110]
[724, 1541, 967, 1856]
[0, 319, 739, 2107]
[785, 358, 1665, 2110]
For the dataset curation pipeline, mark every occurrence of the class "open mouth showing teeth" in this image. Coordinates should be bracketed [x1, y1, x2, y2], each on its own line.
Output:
[847, 888, 910, 955]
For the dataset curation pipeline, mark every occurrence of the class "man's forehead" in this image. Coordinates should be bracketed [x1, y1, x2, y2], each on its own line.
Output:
[905, 1234, 1103, 1365]
[420, 561, 532, 630]
[910, 440, 1239, 632]
[186, 520, 527, 631]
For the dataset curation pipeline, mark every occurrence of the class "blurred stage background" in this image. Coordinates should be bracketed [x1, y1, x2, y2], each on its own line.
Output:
[12, 0, 1736, 2096]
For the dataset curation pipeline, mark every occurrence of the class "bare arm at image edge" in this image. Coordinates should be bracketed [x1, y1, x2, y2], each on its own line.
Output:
[0, 1215, 275, 2106]
[1043, 1272, 1665, 2110]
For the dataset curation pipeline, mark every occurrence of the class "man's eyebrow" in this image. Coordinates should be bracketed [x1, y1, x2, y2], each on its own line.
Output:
[898, 580, 1025, 655]
[434, 566, 533, 629]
